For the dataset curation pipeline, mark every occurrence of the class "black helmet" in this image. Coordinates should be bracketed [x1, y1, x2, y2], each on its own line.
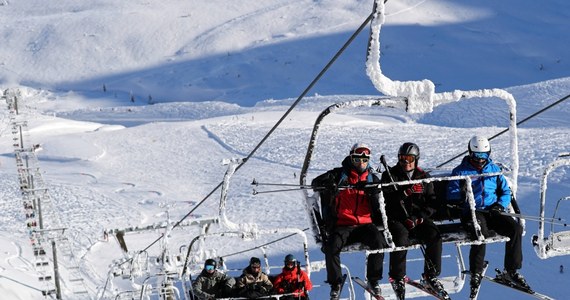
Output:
[398, 143, 420, 159]
[284, 254, 296, 269]
[204, 258, 217, 269]
[284, 254, 296, 264]
[398, 142, 420, 160]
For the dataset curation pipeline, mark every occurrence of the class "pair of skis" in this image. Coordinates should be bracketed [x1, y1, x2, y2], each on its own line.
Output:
[406, 277, 451, 300]
[352, 277, 385, 300]
[353, 276, 451, 300]
[463, 267, 554, 300]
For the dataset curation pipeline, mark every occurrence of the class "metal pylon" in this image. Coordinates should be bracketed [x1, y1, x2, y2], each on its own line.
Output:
[4, 89, 91, 298]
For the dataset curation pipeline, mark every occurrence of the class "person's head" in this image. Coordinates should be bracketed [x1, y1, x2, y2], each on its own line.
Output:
[204, 258, 217, 275]
[284, 254, 297, 270]
[398, 142, 420, 172]
[468, 136, 491, 169]
[350, 143, 371, 173]
[249, 257, 262, 275]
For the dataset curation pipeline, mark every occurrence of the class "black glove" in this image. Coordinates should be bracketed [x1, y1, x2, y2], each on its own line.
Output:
[371, 210, 383, 226]
[316, 173, 337, 191]
[488, 203, 504, 217]
[354, 181, 368, 190]
[326, 180, 338, 191]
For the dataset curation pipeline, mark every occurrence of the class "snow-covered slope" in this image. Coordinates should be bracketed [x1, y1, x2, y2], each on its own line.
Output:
[1, 0, 569, 105]
[0, 0, 569, 299]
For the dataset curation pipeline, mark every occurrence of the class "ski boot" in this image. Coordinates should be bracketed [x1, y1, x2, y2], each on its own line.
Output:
[502, 270, 533, 292]
[368, 280, 382, 296]
[469, 272, 482, 299]
[330, 283, 341, 300]
[390, 277, 406, 300]
[422, 273, 450, 299]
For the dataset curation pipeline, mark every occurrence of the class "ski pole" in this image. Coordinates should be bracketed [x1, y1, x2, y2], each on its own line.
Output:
[475, 208, 567, 226]
[494, 210, 565, 224]
[380, 155, 398, 191]
[381, 154, 438, 278]
[510, 216, 567, 226]
[253, 184, 380, 195]
[505, 212, 564, 222]
[252, 179, 381, 190]
[483, 208, 564, 222]
[447, 204, 565, 224]
[251, 178, 315, 188]
[253, 187, 318, 195]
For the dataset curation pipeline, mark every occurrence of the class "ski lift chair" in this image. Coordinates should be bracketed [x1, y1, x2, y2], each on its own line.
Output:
[299, 99, 519, 299]
[532, 153, 570, 258]
[139, 273, 182, 300]
[185, 240, 314, 300]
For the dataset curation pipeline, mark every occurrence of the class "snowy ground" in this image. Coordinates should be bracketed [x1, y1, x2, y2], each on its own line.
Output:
[1, 0, 569, 299]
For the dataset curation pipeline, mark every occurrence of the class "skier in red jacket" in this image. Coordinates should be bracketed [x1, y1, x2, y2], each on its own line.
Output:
[312, 143, 387, 299]
[272, 254, 312, 299]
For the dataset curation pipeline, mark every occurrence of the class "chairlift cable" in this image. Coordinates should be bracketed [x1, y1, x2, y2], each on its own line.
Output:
[130, 9, 376, 259]
[219, 228, 310, 259]
[436, 92, 570, 168]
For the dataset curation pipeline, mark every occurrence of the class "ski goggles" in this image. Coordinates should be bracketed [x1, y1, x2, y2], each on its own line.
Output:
[470, 152, 490, 161]
[205, 265, 215, 271]
[351, 156, 369, 164]
[352, 147, 371, 157]
[398, 154, 416, 164]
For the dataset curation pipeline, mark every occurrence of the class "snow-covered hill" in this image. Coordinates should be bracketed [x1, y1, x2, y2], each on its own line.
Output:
[0, 0, 569, 299]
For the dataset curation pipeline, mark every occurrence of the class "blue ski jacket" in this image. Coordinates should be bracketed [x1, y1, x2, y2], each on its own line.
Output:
[447, 156, 511, 213]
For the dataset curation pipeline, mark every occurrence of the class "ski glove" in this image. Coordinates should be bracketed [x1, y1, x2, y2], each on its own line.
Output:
[403, 183, 423, 197]
[404, 217, 423, 230]
[313, 179, 336, 192]
[354, 181, 368, 190]
[488, 203, 505, 217]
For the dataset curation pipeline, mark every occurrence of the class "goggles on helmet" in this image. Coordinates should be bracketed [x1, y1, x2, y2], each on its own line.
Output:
[470, 152, 490, 161]
[205, 265, 215, 271]
[352, 147, 371, 157]
[398, 154, 416, 164]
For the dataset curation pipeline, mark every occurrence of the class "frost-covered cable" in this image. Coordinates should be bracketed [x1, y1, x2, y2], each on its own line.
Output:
[219, 158, 244, 230]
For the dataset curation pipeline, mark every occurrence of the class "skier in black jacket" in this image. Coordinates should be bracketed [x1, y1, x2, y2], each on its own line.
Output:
[381, 142, 447, 300]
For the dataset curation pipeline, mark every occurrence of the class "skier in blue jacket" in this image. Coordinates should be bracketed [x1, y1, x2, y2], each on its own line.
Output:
[447, 136, 531, 298]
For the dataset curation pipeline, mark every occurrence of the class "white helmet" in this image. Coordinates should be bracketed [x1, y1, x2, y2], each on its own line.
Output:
[468, 136, 491, 154]
[350, 143, 371, 158]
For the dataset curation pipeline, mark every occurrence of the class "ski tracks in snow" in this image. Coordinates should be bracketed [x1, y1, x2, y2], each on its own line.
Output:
[1, 238, 34, 273]
[182, 0, 304, 55]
